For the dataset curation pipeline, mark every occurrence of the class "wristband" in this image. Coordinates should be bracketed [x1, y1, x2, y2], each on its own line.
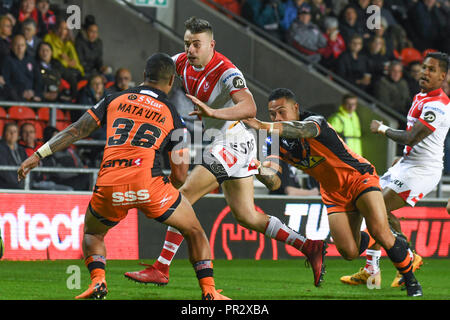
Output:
[378, 124, 389, 134]
[35, 142, 53, 159]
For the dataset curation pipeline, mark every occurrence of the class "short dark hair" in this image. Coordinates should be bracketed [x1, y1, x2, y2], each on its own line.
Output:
[268, 88, 297, 102]
[342, 93, 357, 103]
[144, 52, 175, 84]
[425, 52, 449, 73]
[184, 16, 213, 35]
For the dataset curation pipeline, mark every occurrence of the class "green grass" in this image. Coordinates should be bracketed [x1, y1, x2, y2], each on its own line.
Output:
[0, 258, 449, 300]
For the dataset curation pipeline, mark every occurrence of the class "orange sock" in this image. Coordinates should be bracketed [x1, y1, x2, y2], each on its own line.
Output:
[90, 268, 105, 282]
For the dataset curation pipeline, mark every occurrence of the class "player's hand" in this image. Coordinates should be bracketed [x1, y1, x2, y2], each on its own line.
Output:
[17, 153, 40, 182]
[370, 120, 383, 133]
[187, 94, 215, 118]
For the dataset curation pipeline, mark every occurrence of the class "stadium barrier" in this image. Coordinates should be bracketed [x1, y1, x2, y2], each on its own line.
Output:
[0, 193, 448, 260]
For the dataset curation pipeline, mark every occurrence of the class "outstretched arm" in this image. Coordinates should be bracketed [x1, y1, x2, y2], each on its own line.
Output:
[17, 111, 100, 181]
[243, 118, 319, 139]
[188, 89, 256, 120]
[253, 159, 282, 191]
[370, 120, 433, 146]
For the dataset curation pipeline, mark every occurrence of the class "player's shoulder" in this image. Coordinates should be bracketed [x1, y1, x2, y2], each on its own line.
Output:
[300, 111, 326, 123]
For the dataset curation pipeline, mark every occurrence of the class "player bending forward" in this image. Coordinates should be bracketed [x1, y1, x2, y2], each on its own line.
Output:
[17, 53, 230, 300]
[341, 52, 450, 288]
[243, 88, 422, 297]
[124, 17, 326, 288]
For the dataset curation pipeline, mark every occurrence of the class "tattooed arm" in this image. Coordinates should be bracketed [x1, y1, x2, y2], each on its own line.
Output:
[370, 120, 432, 146]
[18, 112, 100, 181]
[256, 161, 282, 191]
[243, 118, 320, 139]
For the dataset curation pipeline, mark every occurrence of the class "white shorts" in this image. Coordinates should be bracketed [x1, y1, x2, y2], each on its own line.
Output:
[380, 159, 442, 206]
[202, 121, 258, 183]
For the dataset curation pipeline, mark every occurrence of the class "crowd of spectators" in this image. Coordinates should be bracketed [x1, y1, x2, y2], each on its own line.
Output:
[213, 0, 450, 122]
[0, 0, 136, 190]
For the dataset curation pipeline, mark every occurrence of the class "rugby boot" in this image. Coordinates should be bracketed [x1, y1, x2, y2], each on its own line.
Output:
[340, 267, 381, 286]
[302, 239, 327, 287]
[124, 262, 169, 286]
[201, 288, 231, 300]
[75, 277, 108, 299]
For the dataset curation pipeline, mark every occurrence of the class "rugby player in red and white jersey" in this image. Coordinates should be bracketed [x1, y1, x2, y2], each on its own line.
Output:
[124, 17, 327, 288]
[341, 52, 450, 288]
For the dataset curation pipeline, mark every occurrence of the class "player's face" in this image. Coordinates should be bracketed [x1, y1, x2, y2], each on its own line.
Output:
[184, 30, 215, 68]
[419, 57, 447, 92]
[268, 97, 299, 122]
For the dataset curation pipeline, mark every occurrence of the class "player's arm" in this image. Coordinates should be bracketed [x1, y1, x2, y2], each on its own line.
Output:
[254, 159, 282, 191]
[370, 120, 433, 146]
[187, 89, 256, 120]
[168, 148, 189, 189]
[243, 118, 320, 139]
[17, 112, 100, 181]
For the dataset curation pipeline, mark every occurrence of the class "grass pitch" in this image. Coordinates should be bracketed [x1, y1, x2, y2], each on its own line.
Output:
[0, 258, 449, 300]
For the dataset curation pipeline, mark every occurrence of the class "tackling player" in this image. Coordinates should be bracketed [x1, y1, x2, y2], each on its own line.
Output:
[17, 53, 230, 300]
[340, 52, 450, 288]
[124, 17, 326, 288]
[243, 87, 423, 297]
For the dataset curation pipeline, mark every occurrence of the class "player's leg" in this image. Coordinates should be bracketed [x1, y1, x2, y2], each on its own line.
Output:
[355, 190, 422, 296]
[75, 204, 114, 299]
[328, 211, 365, 261]
[144, 165, 219, 283]
[161, 195, 229, 300]
[221, 176, 327, 287]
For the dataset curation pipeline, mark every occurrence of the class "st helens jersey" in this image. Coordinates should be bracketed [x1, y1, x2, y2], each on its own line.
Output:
[173, 51, 248, 131]
[403, 88, 450, 168]
[264, 111, 376, 193]
[87, 86, 187, 186]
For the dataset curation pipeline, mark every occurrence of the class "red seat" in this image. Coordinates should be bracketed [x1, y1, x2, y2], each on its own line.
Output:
[0, 106, 7, 119]
[77, 79, 88, 91]
[400, 48, 423, 66]
[8, 106, 36, 120]
[422, 48, 437, 59]
[17, 120, 45, 141]
[56, 120, 71, 131]
[37, 107, 65, 122]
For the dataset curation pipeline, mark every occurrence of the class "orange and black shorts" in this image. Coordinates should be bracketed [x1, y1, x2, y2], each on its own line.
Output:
[321, 172, 381, 215]
[89, 176, 181, 226]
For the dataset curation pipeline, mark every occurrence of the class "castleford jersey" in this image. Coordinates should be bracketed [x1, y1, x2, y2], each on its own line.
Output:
[173, 51, 248, 132]
[87, 86, 187, 186]
[265, 111, 377, 194]
[403, 88, 450, 169]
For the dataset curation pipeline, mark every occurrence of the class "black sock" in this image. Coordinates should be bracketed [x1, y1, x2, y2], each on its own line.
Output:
[359, 231, 370, 255]
[385, 237, 415, 284]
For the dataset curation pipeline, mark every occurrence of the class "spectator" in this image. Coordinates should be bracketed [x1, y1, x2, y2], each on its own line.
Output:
[364, 35, 390, 82]
[13, 0, 39, 34]
[0, 122, 27, 189]
[309, 0, 329, 26]
[74, 73, 107, 140]
[371, 0, 400, 27]
[36, 0, 55, 38]
[36, 41, 77, 102]
[1, 34, 43, 101]
[253, 0, 285, 40]
[318, 16, 346, 69]
[406, 0, 448, 52]
[269, 160, 320, 196]
[338, 5, 366, 45]
[373, 60, 411, 124]
[18, 121, 42, 157]
[241, 0, 261, 24]
[327, 0, 350, 17]
[75, 15, 111, 79]
[106, 67, 132, 94]
[43, 18, 84, 78]
[0, 15, 13, 66]
[350, 0, 371, 39]
[368, 16, 395, 59]
[21, 18, 41, 58]
[287, 3, 327, 60]
[335, 34, 372, 91]
[40, 125, 90, 191]
[280, 0, 305, 31]
[403, 60, 422, 99]
[328, 93, 363, 156]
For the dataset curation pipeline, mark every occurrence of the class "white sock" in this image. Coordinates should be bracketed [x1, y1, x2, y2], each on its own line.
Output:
[364, 249, 381, 274]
